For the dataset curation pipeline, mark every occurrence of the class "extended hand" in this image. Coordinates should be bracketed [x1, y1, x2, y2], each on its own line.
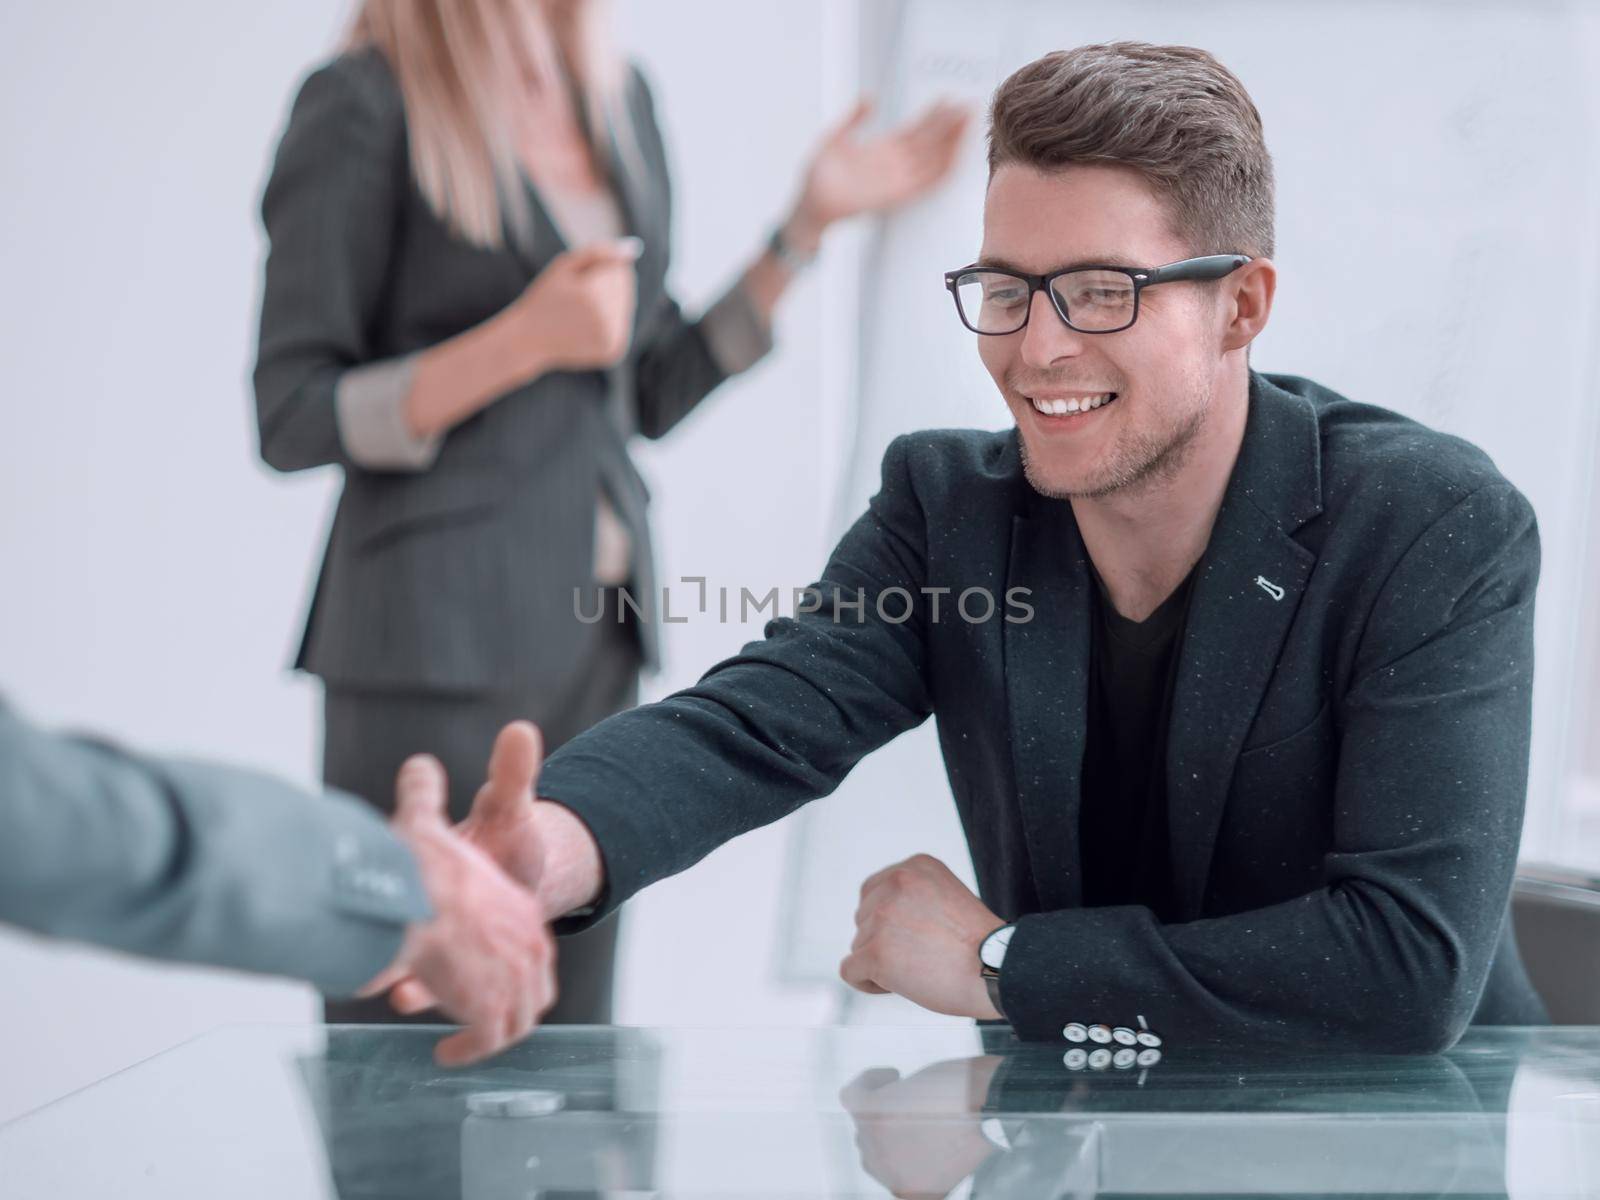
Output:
[793, 98, 969, 233]
[358, 754, 555, 1066]
[455, 720, 551, 889]
[383, 721, 550, 1018]
[839, 854, 1003, 1019]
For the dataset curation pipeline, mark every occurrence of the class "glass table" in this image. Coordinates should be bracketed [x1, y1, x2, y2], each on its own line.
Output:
[3, 1024, 1599, 1197]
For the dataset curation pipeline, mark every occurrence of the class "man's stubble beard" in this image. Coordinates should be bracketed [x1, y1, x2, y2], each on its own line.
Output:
[1019, 369, 1212, 502]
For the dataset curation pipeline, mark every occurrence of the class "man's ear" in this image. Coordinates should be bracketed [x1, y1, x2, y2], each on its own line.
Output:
[1219, 257, 1276, 354]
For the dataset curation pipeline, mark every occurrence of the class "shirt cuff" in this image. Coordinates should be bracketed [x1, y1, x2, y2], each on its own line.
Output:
[334, 353, 441, 471]
[697, 281, 774, 377]
[317, 797, 433, 996]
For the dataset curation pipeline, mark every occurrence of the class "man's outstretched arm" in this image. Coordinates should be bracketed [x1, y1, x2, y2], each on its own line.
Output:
[0, 700, 428, 992]
[532, 434, 940, 926]
[416, 434, 942, 941]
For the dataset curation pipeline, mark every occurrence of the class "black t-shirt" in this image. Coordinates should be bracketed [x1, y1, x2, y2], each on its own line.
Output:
[1078, 560, 1197, 924]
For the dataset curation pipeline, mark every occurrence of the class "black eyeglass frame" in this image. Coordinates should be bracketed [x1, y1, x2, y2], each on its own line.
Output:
[943, 254, 1252, 335]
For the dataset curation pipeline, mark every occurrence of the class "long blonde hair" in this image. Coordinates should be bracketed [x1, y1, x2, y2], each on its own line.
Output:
[346, 0, 626, 249]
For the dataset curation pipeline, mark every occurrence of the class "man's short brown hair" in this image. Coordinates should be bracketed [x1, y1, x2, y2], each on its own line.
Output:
[988, 42, 1275, 259]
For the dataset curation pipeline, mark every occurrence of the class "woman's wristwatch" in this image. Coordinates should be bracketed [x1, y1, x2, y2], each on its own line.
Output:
[978, 922, 1016, 1020]
[768, 221, 819, 273]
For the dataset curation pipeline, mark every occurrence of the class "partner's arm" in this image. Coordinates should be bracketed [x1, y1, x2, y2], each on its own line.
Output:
[0, 700, 427, 995]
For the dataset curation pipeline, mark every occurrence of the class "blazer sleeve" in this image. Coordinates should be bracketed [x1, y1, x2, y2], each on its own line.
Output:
[625, 68, 773, 441]
[998, 480, 1541, 1053]
[252, 56, 409, 474]
[0, 702, 431, 996]
[536, 434, 936, 925]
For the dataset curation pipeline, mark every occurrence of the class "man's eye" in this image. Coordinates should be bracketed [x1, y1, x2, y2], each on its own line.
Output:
[1068, 288, 1130, 306]
[985, 287, 1026, 306]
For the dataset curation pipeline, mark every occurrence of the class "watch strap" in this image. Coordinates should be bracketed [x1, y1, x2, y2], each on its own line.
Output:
[982, 968, 1007, 1022]
[768, 223, 818, 272]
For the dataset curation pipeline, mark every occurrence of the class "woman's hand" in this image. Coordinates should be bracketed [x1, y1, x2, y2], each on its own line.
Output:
[402, 238, 641, 442]
[506, 238, 642, 376]
[791, 99, 970, 241]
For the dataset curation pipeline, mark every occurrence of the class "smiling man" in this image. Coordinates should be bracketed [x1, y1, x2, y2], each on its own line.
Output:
[394, 42, 1547, 1050]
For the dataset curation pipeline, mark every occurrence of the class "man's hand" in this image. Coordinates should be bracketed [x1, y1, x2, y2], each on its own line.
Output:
[840, 854, 1004, 1019]
[456, 720, 552, 889]
[840, 1057, 1006, 1198]
[357, 754, 555, 1066]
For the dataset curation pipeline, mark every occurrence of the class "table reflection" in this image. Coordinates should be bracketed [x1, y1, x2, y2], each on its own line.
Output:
[4, 1026, 1599, 1198]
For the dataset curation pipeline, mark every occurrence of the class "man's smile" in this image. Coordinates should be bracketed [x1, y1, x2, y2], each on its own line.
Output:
[1023, 390, 1120, 429]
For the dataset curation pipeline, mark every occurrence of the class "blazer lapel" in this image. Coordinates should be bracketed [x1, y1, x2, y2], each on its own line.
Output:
[600, 112, 650, 245]
[1004, 478, 1094, 912]
[501, 86, 657, 277]
[1166, 373, 1324, 920]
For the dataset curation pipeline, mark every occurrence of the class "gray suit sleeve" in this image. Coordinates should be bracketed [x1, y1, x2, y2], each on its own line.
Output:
[0, 703, 431, 996]
[625, 68, 773, 440]
[253, 55, 409, 474]
[698, 281, 774, 378]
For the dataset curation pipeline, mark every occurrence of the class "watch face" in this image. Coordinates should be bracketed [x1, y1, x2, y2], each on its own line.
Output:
[979, 924, 1015, 970]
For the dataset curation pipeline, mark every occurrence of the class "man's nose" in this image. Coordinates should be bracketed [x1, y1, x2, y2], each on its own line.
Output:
[1018, 288, 1089, 369]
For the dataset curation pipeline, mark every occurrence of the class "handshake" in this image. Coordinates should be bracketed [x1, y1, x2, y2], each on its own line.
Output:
[356, 726, 1016, 1070]
[356, 721, 601, 1067]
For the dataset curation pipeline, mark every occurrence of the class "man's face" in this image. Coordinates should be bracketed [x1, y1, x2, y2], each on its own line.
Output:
[976, 163, 1223, 500]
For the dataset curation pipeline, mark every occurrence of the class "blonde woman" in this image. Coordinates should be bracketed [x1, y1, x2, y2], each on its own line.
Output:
[253, 0, 966, 1025]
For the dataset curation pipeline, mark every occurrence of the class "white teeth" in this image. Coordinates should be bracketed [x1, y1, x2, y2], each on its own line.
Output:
[1030, 393, 1115, 416]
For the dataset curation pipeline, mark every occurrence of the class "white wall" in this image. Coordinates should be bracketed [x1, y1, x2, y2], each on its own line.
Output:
[0, 0, 853, 1125]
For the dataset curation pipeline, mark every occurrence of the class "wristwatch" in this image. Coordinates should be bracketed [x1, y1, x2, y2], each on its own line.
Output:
[767, 221, 819, 273]
[978, 923, 1016, 1020]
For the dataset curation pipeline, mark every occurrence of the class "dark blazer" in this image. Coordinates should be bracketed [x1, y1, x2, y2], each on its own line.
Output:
[0, 700, 428, 995]
[253, 49, 730, 693]
[539, 371, 1547, 1051]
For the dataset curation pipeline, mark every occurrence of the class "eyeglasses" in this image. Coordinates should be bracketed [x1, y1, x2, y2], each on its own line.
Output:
[943, 254, 1251, 336]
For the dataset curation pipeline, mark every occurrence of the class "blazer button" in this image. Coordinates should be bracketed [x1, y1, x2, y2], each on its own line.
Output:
[1111, 1027, 1138, 1046]
[1112, 1048, 1138, 1069]
[1137, 1048, 1163, 1067]
[1087, 1048, 1113, 1070]
[1062, 1023, 1089, 1043]
[1136, 1031, 1163, 1048]
[1063, 1047, 1088, 1070]
[1087, 1024, 1114, 1044]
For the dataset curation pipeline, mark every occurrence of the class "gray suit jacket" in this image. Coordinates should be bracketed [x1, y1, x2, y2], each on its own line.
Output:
[254, 49, 755, 694]
[0, 702, 429, 996]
